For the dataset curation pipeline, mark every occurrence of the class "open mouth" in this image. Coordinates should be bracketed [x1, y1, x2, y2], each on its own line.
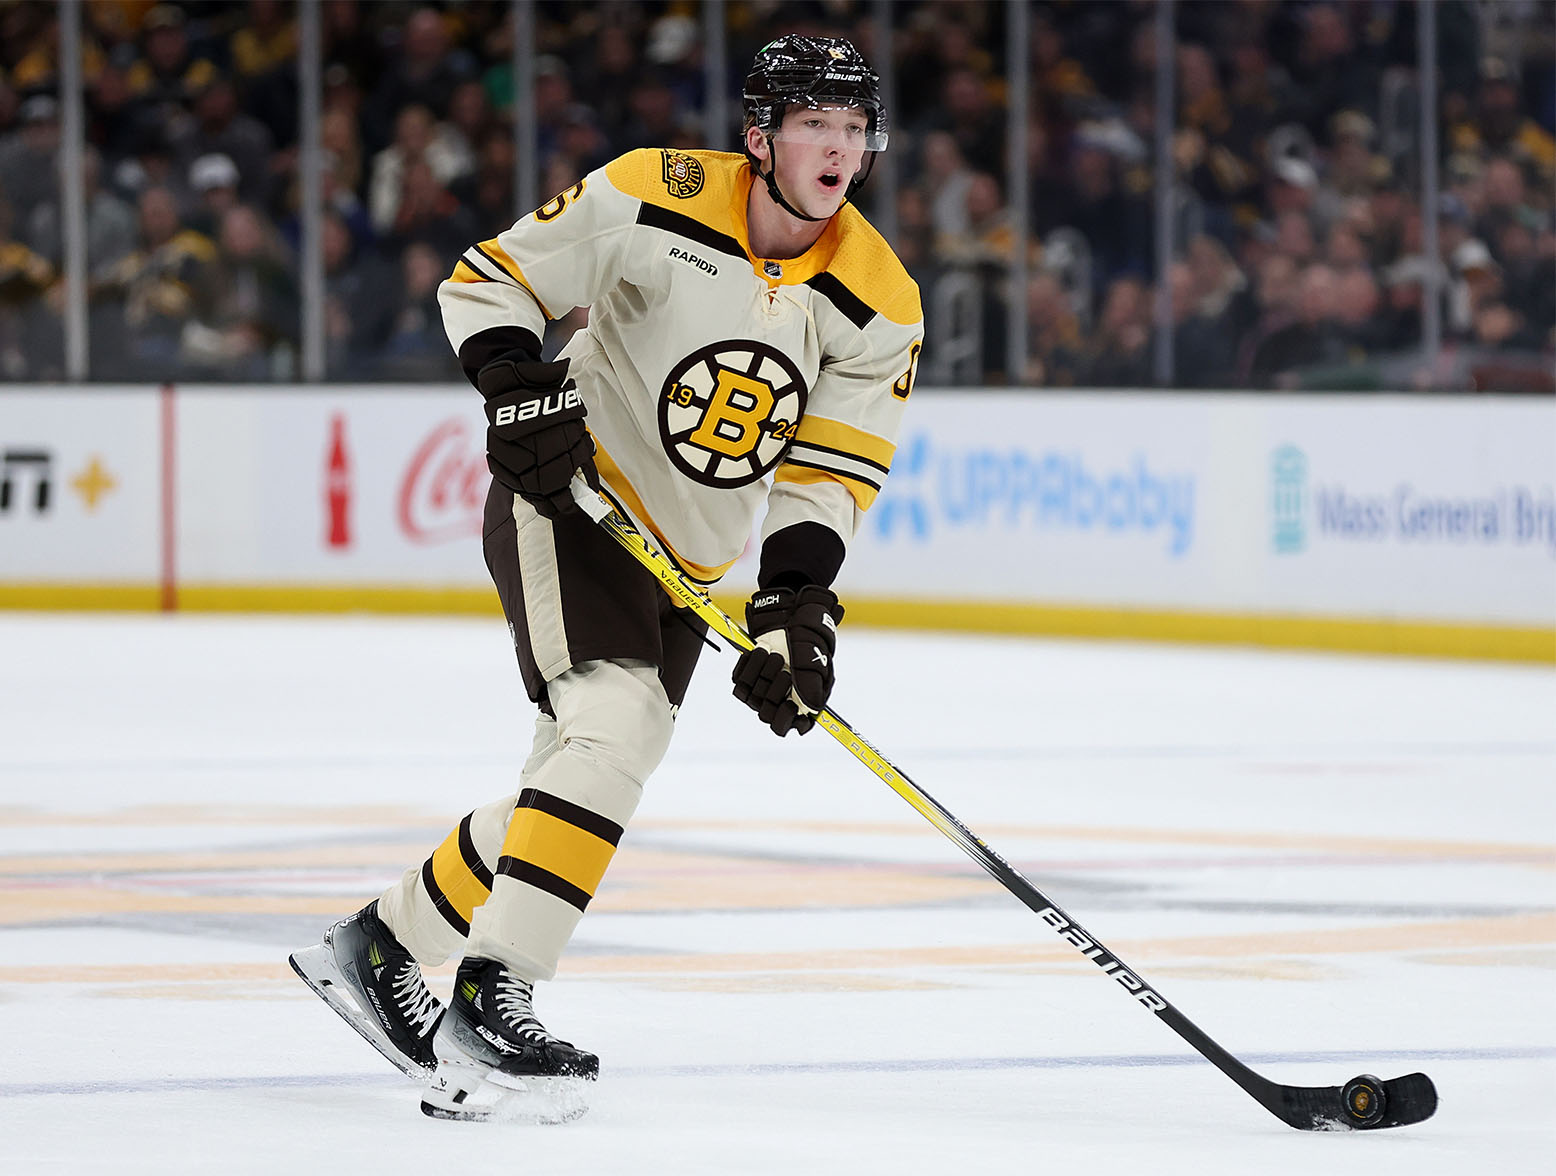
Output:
[818, 172, 842, 191]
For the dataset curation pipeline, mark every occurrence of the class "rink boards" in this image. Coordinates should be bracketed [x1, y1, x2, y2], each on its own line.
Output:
[1, 385, 1552, 661]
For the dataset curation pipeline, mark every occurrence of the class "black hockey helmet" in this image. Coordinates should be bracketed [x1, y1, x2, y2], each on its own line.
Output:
[741, 34, 888, 220]
[743, 34, 889, 151]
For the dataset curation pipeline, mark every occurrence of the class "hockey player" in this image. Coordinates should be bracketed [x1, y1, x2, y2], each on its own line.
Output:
[290, 34, 922, 1120]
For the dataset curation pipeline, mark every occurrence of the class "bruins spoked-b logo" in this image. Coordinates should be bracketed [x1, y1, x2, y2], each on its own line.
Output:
[661, 150, 705, 198]
[659, 341, 808, 488]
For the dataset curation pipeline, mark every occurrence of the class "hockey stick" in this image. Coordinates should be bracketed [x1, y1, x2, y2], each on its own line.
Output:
[567, 477, 1438, 1132]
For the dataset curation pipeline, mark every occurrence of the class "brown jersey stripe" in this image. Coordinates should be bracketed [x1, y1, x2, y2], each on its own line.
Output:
[473, 240, 555, 319]
[420, 855, 471, 936]
[515, 787, 625, 846]
[805, 272, 877, 330]
[637, 202, 749, 262]
[778, 454, 883, 491]
[496, 856, 593, 912]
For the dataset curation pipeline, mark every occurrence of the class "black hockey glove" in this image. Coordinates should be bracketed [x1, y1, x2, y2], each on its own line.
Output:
[731, 585, 844, 736]
[478, 357, 598, 520]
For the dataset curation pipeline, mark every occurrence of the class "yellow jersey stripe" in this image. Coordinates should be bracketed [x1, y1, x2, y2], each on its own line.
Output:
[792, 415, 896, 472]
[448, 260, 489, 283]
[774, 462, 881, 510]
[592, 437, 741, 584]
[476, 238, 555, 319]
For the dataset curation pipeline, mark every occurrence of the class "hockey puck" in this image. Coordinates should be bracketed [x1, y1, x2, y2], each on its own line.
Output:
[1341, 1074, 1387, 1126]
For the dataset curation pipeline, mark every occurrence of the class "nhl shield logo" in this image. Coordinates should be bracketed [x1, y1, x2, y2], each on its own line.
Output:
[661, 150, 705, 199]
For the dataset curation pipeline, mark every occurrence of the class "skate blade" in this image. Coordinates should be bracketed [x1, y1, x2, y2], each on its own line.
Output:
[420, 1058, 591, 1124]
[288, 944, 432, 1082]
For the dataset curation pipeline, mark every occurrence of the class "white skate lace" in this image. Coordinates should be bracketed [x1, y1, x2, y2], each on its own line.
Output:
[493, 972, 554, 1043]
[392, 961, 441, 1036]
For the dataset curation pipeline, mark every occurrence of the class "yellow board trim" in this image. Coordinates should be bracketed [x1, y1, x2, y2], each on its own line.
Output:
[502, 807, 617, 898]
[2, 583, 1550, 663]
[429, 826, 492, 923]
[0, 583, 166, 610]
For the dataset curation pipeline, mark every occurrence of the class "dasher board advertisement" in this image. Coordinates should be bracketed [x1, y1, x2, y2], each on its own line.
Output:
[841, 392, 1554, 627]
[178, 388, 495, 584]
[0, 388, 162, 581]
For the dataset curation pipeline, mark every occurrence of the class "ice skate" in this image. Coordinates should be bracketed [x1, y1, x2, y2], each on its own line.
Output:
[289, 900, 444, 1079]
[420, 957, 596, 1123]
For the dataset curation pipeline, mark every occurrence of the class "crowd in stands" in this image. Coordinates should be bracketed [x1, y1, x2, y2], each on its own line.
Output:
[0, 0, 1551, 389]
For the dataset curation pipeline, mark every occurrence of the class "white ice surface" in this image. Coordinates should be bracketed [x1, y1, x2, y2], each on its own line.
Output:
[2, 613, 1553, 1174]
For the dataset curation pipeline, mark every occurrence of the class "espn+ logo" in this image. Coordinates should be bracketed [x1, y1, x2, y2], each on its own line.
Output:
[874, 434, 1195, 555]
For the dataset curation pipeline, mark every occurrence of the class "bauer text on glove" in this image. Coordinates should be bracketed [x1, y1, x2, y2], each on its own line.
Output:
[478, 357, 599, 520]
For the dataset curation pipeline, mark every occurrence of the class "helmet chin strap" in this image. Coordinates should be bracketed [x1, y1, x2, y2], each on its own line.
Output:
[758, 137, 832, 224]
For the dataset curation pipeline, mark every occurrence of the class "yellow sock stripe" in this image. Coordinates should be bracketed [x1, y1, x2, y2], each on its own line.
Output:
[426, 813, 493, 929]
[497, 788, 622, 906]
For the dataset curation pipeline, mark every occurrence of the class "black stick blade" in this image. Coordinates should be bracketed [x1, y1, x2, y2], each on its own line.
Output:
[1273, 1072, 1438, 1131]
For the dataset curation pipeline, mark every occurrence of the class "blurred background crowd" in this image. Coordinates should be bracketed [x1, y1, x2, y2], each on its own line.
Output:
[0, 0, 1552, 389]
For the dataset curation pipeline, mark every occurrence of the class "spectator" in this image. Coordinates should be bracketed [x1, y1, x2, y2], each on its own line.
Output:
[617, 75, 683, 155]
[1493, 216, 1556, 337]
[173, 78, 276, 208]
[1081, 275, 1153, 387]
[932, 67, 1004, 176]
[0, 95, 61, 229]
[320, 105, 365, 198]
[25, 146, 138, 275]
[1450, 60, 1556, 190]
[918, 131, 976, 242]
[1041, 134, 1151, 288]
[441, 80, 494, 183]
[939, 171, 1019, 267]
[183, 203, 297, 378]
[1024, 271, 1083, 386]
[1170, 260, 1238, 387]
[379, 240, 460, 380]
[1248, 263, 1348, 387]
[0, 188, 61, 379]
[365, 7, 472, 150]
[1285, 4, 1380, 140]
[231, 0, 298, 82]
[383, 158, 474, 261]
[124, 4, 218, 135]
[321, 209, 392, 377]
[452, 125, 518, 239]
[1332, 267, 1388, 358]
[572, 23, 641, 142]
[1378, 256, 1430, 352]
[187, 153, 243, 239]
[368, 104, 465, 236]
[94, 186, 218, 378]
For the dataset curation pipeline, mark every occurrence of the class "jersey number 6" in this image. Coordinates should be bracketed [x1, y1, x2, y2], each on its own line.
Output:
[535, 179, 587, 223]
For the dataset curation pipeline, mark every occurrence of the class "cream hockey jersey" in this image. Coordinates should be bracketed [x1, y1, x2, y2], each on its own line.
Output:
[438, 148, 923, 585]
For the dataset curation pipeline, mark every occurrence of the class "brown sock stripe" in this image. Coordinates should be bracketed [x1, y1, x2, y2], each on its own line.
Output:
[495, 856, 592, 912]
[457, 812, 494, 888]
[420, 855, 471, 936]
[515, 787, 624, 846]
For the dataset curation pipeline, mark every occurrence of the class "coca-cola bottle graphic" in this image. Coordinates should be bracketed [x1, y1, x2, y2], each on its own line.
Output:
[325, 413, 353, 549]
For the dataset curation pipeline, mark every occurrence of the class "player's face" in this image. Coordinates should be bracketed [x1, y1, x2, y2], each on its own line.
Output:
[765, 104, 869, 220]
